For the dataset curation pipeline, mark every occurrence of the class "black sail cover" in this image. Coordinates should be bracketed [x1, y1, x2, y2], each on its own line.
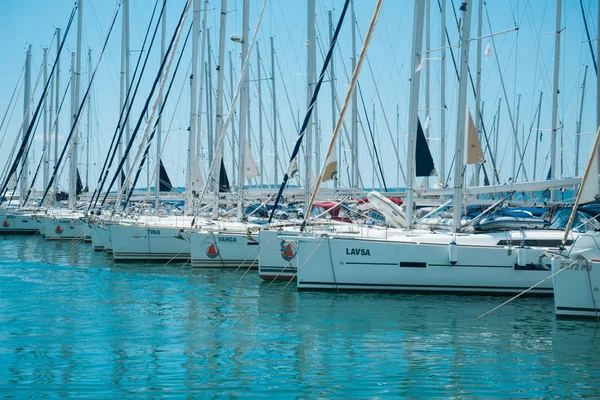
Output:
[159, 159, 173, 192]
[415, 118, 437, 177]
[219, 158, 230, 193]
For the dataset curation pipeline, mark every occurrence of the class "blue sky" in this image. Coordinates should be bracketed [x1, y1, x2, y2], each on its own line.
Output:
[0, 0, 597, 194]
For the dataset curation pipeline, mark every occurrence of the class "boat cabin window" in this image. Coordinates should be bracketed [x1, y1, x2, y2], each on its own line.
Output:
[311, 206, 330, 218]
[496, 239, 573, 247]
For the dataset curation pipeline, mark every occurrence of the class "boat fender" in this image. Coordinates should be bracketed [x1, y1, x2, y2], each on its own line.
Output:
[517, 246, 527, 267]
[448, 241, 457, 265]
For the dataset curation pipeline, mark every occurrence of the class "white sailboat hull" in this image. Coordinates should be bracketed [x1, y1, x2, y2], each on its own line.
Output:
[0, 212, 41, 234]
[258, 229, 298, 280]
[552, 257, 600, 318]
[189, 230, 259, 268]
[39, 215, 91, 241]
[296, 233, 558, 295]
[110, 224, 191, 262]
[90, 222, 112, 252]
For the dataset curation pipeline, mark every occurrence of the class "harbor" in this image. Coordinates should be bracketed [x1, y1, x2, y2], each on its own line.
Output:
[1, 0, 600, 396]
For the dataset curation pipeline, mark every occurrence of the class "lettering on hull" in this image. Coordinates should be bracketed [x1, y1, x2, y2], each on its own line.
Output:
[346, 248, 371, 256]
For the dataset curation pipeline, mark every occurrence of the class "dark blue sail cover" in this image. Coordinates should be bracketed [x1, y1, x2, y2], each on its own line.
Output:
[415, 118, 436, 177]
[159, 159, 173, 192]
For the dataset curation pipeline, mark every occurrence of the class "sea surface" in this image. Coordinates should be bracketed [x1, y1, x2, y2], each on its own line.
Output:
[1, 234, 599, 398]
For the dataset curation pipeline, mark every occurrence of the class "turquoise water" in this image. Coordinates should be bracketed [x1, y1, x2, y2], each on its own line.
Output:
[1, 235, 599, 398]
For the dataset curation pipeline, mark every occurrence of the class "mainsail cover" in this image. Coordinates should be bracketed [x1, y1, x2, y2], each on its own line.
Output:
[218, 158, 230, 193]
[465, 107, 485, 164]
[76, 168, 83, 195]
[415, 118, 437, 177]
[158, 159, 173, 192]
[243, 140, 260, 178]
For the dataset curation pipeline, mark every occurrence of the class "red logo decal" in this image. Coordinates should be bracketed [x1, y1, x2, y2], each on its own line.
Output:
[206, 243, 219, 258]
[55, 225, 63, 234]
[281, 241, 296, 261]
[2, 220, 9, 228]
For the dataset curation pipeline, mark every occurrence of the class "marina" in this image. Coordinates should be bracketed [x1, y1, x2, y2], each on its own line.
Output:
[1, 0, 600, 396]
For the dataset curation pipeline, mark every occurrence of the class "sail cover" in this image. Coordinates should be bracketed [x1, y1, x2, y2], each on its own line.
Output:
[218, 158, 230, 193]
[76, 168, 84, 195]
[159, 159, 173, 192]
[415, 118, 437, 177]
[244, 140, 260, 178]
[465, 107, 485, 164]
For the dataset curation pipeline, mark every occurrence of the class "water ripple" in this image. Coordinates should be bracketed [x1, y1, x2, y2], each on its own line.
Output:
[0, 235, 599, 397]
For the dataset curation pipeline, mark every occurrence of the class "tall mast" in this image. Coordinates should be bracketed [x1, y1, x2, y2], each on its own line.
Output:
[533, 92, 543, 180]
[69, 0, 83, 209]
[124, 0, 131, 174]
[156, 0, 166, 210]
[452, 0, 473, 232]
[474, 0, 482, 185]
[305, 0, 316, 204]
[424, 0, 430, 189]
[229, 50, 236, 188]
[405, 0, 425, 228]
[236, 0, 249, 220]
[213, 0, 227, 218]
[328, 11, 337, 189]
[494, 98, 501, 184]
[592, 2, 600, 184]
[512, 94, 521, 181]
[207, 28, 214, 165]
[197, 0, 208, 161]
[20, 46, 31, 207]
[396, 104, 400, 188]
[43, 47, 49, 192]
[575, 66, 588, 176]
[257, 42, 263, 189]
[440, 0, 446, 186]
[86, 48, 92, 191]
[118, 0, 127, 191]
[271, 36, 277, 186]
[53, 28, 61, 205]
[550, 0, 562, 182]
[185, 0, 201, 215]
[350, 0, 358, 189]
[68, 51, 76, 209]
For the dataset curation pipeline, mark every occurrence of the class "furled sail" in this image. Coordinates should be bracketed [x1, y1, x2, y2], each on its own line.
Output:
[76, 168, 83, 195]
[415, 118, 437, 177]
[465, 107, 484, 165]
[218, 158, 230, 193]
[158, 159, 173, 192]
[243, 140, 259, 178]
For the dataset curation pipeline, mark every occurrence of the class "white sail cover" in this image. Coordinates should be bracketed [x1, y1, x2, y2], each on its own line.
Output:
[8, 172, 17, 191]
[191, 156, 204, 190]
[465, 107, 485, 165]
[243, 140, 260, 178]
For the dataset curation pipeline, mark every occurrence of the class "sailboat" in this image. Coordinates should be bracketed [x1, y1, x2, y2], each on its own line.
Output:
[292, 0, 583, 296]
[551, 122, 600, 318]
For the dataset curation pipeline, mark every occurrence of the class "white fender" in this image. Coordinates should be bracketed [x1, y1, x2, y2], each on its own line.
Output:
[366, 191, 408, 228]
